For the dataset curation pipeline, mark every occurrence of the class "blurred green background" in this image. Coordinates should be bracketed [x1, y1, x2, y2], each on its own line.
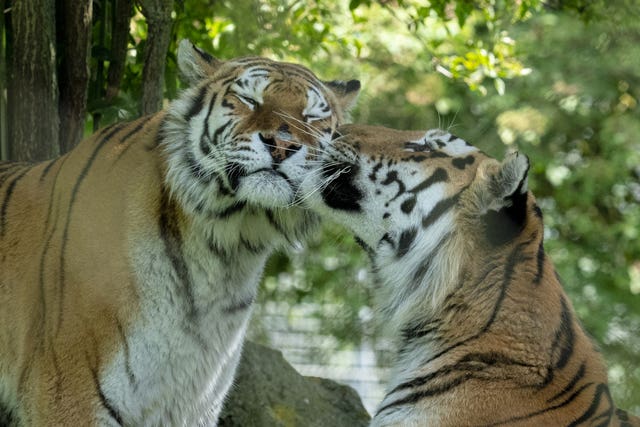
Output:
[73, 0, 640, 413]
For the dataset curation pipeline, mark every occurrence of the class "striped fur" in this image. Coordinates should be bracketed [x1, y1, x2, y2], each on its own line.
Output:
[0, 40, 359, 426]
[302, 124, 639, 426]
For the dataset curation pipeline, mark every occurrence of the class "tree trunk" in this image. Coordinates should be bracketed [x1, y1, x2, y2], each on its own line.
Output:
[106, 0, 134, 102]
[57, 0, 93, 154]
[7, 0, 59, 161]
[0, 0, 8, 160]
[139, 0, 174, 115]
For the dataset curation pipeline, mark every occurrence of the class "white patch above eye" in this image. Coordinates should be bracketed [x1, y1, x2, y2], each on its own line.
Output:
[234, 94, 259, 110]
[231, 67, 271, 107]
[303, 87, 332, 122]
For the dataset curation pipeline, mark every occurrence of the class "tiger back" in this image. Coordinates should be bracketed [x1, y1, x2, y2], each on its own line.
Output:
[302, 124, 639, 426]
[0, 40, 359, 426]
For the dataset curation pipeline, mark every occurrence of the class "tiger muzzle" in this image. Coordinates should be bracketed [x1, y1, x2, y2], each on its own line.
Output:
[259, 132, 302, 164]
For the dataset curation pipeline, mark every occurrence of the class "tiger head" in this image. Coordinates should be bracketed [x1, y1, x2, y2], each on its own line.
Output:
[162, 40, 360, 216]
[303, 124, 532, 324]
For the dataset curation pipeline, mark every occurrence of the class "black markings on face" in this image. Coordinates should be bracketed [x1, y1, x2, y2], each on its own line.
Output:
[381, 170, 406, 201]
[369, 163, 383, 182]
[186, 86, 208, 122]
[397, 227, 418, 258]
[225, 162, 244, 191]
[533, 204, 543, 219]
[428, 151, 450, 159]
[452, 155, 475, 170]
[379, 233, 395, 249]
[404, 141, 431, 152]
[321, 162, 363, 211]
[400, 198, 416, 214]
[397, 168, 449, 216]
[410, 168, 448, 194]
[406, 155, 427, 162]
[354, 236, 374, 255]
[421, 191, 463, 229]
[221, 98, 235, 110]
[200, 136, 212, 156]
[186, 152, 213, 184]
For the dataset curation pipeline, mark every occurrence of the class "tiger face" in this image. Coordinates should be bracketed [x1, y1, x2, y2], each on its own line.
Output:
[302, 124, 528, 316]
[304, 124, 488, 251]
[163, 40, 360, 215]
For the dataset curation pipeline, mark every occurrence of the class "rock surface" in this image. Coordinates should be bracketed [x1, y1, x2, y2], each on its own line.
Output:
[219, 341, 371, 427]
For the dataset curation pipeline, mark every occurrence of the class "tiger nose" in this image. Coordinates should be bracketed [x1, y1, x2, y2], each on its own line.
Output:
[259, 130, 302, 164]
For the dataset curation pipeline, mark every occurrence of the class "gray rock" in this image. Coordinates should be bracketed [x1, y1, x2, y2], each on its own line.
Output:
[219, 341, 371, 427]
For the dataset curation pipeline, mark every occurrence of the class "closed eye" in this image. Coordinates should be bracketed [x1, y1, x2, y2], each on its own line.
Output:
[404, 142, 432, 152]
[235, 94, 259, 110]
[304, 114, 322, 123]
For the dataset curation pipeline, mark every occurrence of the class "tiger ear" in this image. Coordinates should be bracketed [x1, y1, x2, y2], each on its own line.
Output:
[177, 39, 222, 85]
[474, 152, 530, 246]
[324, 79, 361, 112]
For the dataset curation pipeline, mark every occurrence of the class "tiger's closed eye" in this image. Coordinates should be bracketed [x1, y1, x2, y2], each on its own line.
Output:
[404, 142, 432, 152]
[304, 114, 322, 123]
[235, 94, 259, 110]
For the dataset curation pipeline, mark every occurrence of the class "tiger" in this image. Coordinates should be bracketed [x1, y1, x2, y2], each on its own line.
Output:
[0, 39, 359, 426]
[301, 124, 640, 426]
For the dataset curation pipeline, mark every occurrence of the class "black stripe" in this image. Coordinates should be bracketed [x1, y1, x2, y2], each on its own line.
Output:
[412, 240, 531, 368]
[451, 155, 475, 169]
[159, 188, 198, 321]
[57, 123, 127, 333]
[115, 115, 155, 161]
[552, 297, 574, 370]
[212, 119, 232, 146]
[384, 340, 542, 415]
[397, 227, 417, 258]
[421, 191, 461, 229]
[265, 209, 288, 238]
[223, 295, 256, 314]
[410, 232, 452, 284]
[381, 171, 406, 201]
[409, 167, 448, 194]
[389, 350, 535, 396]
[533, 239, 545, 285]
[40, 158, 58, 181]
[377, 374, 470, 416]
[185, 85, 209, 121]
[119, 116, 152, 144]
[567, 384, 612, 427]
[116, 319, 136, 387]
[400, 197, 416, 214]
[533, 204, 543, 218]
[185, 151, 213, 184]
[368, 162, 382, 181]
[38, 155, 70, 340]
[240, 236, 265, 254]
[214, 201, 246, 219]
[485, 382, 595, 426]
[199, 93, 218, 153]
[208, 238, 231, 259]
[547, 360, 586, 402]
[89, 364, 123, 425]
[0, 167, 31, 237]
[0, 162, 25, 174]
[400, 323, 439, 343]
